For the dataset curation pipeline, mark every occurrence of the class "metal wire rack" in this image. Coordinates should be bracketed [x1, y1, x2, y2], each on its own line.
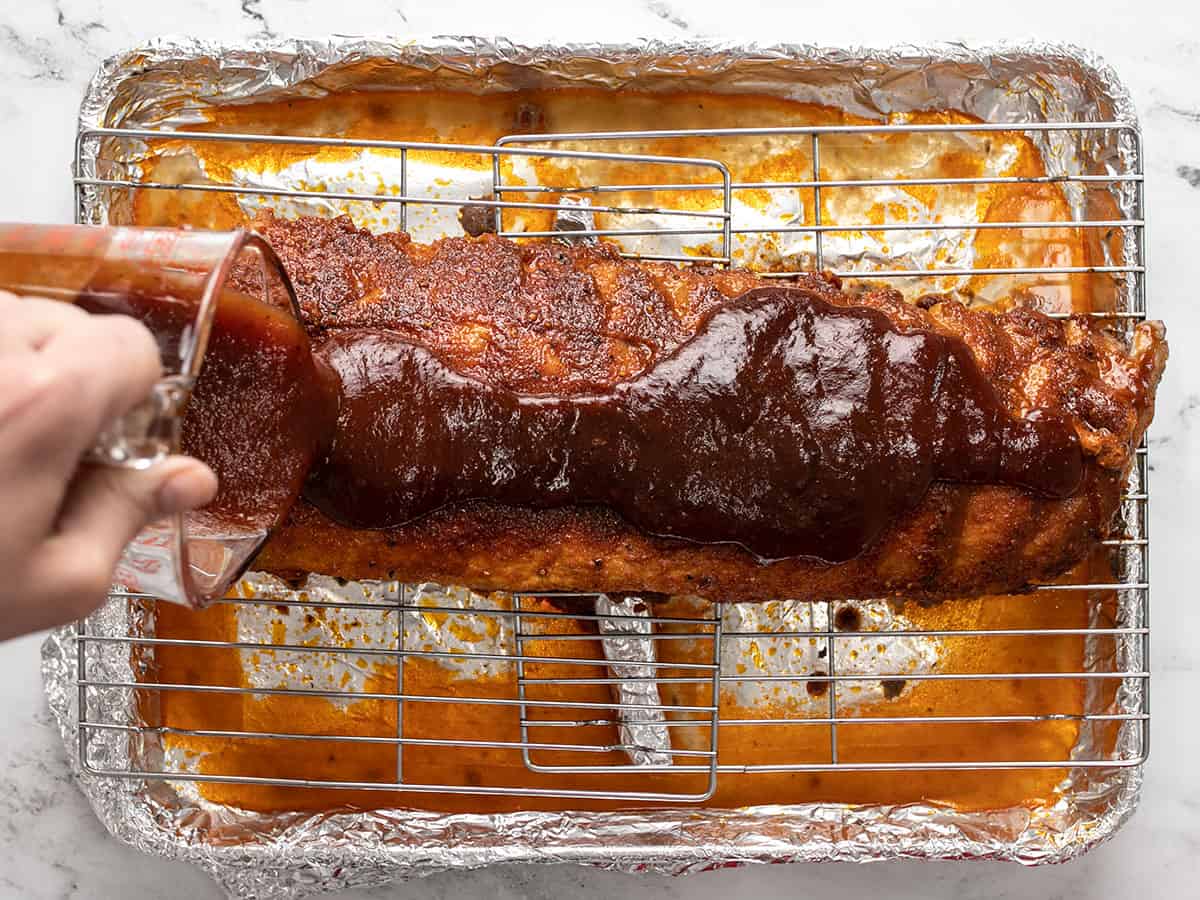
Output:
[71, 119, 1149, 803]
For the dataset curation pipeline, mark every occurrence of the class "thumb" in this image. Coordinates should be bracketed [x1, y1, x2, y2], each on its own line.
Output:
[53, 456, 219, 568]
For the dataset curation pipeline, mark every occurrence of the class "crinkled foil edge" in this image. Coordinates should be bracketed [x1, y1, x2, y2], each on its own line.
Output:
[77, 35, 1138, 133]
[51, 34, 1145, 899]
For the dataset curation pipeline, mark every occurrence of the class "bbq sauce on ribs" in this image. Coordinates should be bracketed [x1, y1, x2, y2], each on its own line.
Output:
[227, 213, 1166, 602]
[310, 288, 1082, 563]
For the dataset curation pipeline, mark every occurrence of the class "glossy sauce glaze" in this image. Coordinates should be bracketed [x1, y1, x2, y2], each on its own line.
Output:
[77, 279, 338, 533]
[309, 287, 1083, 563]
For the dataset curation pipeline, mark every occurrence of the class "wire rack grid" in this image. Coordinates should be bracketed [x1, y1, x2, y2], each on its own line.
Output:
[70, 119, 1149, 803]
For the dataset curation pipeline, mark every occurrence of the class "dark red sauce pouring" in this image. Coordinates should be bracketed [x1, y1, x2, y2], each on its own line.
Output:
[76, 276, 338, 537]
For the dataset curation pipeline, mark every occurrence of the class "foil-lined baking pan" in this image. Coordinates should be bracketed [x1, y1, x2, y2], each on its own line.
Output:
[44, 36, 1146, 899]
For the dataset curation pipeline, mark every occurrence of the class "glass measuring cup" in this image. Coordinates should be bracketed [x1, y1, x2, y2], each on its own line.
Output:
[0, 224, 303, 607]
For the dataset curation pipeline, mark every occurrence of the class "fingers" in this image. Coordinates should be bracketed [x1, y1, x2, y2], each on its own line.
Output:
[0, 292, 220, 640]
[37, 310, 163, 445]
[0, 304, 164, 538]
[0, 292, 89, 354]
[11, 456, 219, 634]
[55, 453, 217, 551]
[63, 451, 215, 528]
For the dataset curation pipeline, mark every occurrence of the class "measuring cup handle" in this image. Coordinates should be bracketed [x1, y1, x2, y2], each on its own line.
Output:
[84, 375, 193, 470]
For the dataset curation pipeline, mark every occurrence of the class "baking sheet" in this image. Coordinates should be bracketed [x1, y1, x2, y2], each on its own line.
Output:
[47, 36, 1146, 899]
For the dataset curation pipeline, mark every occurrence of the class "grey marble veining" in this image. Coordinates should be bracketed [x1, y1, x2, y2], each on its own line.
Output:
[0, 1, 1198, 898]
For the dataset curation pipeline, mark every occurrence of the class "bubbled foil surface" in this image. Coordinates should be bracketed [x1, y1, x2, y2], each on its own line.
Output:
[46, 36, 1145, 899]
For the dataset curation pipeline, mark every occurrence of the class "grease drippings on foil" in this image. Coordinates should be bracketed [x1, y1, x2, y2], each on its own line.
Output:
[130, 93, 1093, 314]
[154, 578, 950, 796]
[144, 571, 1094, 818]
[156, 575, 946, 791]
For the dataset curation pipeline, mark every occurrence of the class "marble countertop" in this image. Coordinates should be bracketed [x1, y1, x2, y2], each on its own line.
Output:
[1, 1, 1198, 897]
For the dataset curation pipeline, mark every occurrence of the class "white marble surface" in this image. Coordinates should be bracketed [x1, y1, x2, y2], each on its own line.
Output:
[1, 1, 1198, 897]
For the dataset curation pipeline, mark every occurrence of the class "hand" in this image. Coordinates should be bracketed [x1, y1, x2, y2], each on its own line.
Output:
[0, 291, 217, 640]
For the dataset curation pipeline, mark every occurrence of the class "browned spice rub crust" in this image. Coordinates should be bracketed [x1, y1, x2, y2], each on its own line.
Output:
[240, 213, 1167, 602]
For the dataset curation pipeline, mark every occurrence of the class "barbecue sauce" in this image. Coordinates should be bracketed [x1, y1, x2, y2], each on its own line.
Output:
[308, 287, 1083, 564]
[76, 278, 338, 535]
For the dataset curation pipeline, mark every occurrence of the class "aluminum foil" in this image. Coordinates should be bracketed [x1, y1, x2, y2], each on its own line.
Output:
[74, 36, 1140, 310]
[596, 595, 674, 767]
[47, 35, 1147, 899]
[39, 571, 1142, 900]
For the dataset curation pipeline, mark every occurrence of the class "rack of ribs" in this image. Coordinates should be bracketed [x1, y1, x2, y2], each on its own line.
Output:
[219, 212, 1166, 603]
